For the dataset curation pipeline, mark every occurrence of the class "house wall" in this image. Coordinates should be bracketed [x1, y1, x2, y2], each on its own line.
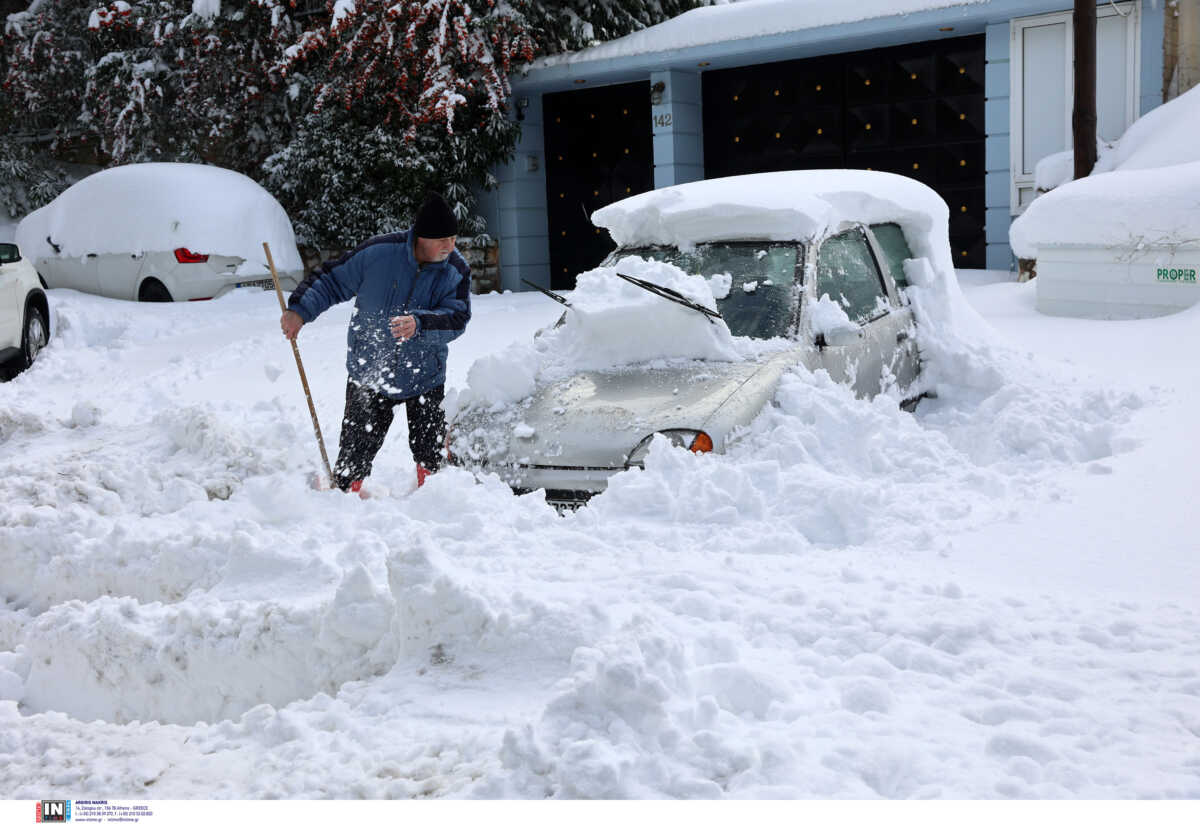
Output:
[486, 0, 1166, 288]
[985, 22, 1013, 271]
[486, 94, 551, 292]
[650, 70, 704, 189]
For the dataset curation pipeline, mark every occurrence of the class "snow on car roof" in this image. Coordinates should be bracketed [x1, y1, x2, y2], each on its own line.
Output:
[592, 169, 952, 272]
[15, 163, 303, 272]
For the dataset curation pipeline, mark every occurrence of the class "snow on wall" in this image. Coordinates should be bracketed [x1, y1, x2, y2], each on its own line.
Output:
[533, 0, 989, 67]
[15, 163, 303, 272]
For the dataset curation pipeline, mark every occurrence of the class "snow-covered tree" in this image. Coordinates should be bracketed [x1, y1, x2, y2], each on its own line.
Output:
[264, 0, 537, 247]
[517, 0, 707, 54]
[3, 0, 96, 147]
[4, 0, 304, 168]
[80, 0, 193, 163]
[0, 134, 71, 217]
[173, 0, 306, 172]
[80, 0, 305, 166]
[3, 0, 708, 241]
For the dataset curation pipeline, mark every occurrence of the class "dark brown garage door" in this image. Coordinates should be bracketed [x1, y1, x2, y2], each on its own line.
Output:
[703, 35, 986, 268]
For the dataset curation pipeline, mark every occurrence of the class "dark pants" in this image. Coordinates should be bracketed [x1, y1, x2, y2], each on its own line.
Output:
[333, 380, 445, 490]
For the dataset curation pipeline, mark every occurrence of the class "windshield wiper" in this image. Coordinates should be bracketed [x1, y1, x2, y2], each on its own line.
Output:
[616, 272, 722, 325]
[521, 278, 573, 308]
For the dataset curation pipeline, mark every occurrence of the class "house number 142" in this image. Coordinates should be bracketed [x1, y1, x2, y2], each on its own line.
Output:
[653, 114, 673, 128]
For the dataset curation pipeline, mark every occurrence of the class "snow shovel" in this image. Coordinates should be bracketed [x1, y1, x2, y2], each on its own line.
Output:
[263, 241, 334, 489]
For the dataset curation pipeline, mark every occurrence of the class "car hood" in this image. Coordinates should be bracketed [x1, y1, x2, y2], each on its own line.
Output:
[452, 357, 778, 469]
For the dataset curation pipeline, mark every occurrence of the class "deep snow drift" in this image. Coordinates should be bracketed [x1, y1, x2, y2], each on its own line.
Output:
[1011, 84, 1200, 259]
[1, 268, 1199, 798]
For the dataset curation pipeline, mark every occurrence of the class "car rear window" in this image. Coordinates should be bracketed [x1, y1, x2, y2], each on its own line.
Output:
[869, 223, 914, 289]
[615, 243, 800, 340]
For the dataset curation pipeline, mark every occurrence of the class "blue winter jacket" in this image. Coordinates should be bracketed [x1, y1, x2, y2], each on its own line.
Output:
[287, 230, 471, 400]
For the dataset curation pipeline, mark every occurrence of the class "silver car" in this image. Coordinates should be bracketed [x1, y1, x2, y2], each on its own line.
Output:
[449, 216, 925, 510]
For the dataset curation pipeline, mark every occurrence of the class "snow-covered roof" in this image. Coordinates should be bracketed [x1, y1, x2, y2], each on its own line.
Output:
[16, 163, 303, 272]
[533, 0, 988, 68]
[592, 169, 950, 260]
[1011, 85, 1200, 257]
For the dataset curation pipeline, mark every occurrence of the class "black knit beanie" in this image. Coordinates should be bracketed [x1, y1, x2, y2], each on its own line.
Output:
[413, 192, 458, 239]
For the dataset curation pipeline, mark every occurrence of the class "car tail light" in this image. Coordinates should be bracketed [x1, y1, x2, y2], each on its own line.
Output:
[689, 432, 713, 453]
[174, 248, 209, 263]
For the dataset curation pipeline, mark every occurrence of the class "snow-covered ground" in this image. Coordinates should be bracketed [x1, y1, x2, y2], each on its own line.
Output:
[1, 270, 1199, 799]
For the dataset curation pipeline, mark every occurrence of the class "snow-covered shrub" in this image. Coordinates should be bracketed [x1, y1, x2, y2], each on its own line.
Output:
[0, 137, 72, 219]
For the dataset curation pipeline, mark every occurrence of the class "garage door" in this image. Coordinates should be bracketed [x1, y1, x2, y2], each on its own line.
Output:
[703, 35, 986, 268]
[543, 82, 654, 290]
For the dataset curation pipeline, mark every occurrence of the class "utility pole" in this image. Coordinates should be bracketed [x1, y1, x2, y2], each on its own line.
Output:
[1073, 0, 1098, 179]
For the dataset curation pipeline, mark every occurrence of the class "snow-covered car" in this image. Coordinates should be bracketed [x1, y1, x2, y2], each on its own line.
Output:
[449, 169, 946, 508]
[15, 163, 304, 302]
[0, 241, 51, 379]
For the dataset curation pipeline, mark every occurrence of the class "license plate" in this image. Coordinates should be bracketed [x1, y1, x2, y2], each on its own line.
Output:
[236, 278, 274, 290]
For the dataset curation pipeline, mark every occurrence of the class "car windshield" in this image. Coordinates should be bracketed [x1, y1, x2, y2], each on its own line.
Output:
[607, 243, 800, 339]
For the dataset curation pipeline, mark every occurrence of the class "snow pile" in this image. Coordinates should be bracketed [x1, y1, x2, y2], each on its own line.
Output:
[456, 257, 748, 409]
[1011, 161, 1200, 258]
[1097, 83, 1200, 172]
[535, 0, 989, 67]
[1032, 148, 1080, 192]
[15, 163, 303, 272]
[1, 265, 1198, 798]
[1012, 85, 1200, 258]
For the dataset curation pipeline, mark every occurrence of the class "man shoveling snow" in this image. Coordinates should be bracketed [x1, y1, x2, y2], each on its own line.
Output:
[279, 192, 471, 496]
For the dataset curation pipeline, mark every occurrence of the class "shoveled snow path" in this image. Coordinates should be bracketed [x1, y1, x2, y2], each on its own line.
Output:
[1, 280, 1197, 799]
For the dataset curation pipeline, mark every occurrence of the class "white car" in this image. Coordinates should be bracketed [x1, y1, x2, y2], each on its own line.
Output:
[0, 242, 51, 379]
[449, 169, 945, 509]
[15, 163, 304, 302]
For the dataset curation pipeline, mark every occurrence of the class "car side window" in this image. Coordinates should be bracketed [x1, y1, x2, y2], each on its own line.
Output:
[816, 228, 888, 324]
[870, 223, 914, 289]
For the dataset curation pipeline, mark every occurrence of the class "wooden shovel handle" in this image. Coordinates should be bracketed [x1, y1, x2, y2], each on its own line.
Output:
[264, 242, 334, 488]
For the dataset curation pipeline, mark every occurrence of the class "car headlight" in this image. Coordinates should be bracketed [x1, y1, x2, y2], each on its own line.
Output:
[625, 429, 714, 468]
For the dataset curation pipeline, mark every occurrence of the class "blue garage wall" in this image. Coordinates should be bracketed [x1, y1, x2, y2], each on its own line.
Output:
[494, 96, 550, 292]
[984, 21, 1014, 271]
[651, 70, 704, 189]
